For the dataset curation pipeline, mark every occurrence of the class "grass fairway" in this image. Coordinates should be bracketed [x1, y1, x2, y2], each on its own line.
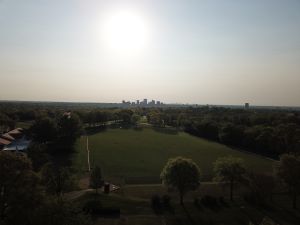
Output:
[73, 128, 274, 182]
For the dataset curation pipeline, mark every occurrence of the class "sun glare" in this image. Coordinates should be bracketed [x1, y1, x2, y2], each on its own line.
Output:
[100, 9, 150, 57]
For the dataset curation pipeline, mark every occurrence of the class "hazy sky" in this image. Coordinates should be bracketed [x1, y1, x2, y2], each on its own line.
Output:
[0, 0, 300, 106]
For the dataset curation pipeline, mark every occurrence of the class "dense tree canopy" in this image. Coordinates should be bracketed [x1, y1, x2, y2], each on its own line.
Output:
[213, 156, 246, 201]
[90, 166, 104, 194]
[160, 157, 201, 205]
[276, 154, 300, 209]
[0, 151, 43, 222]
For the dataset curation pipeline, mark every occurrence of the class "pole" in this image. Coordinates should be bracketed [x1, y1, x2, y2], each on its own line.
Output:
[87, 136, 91, 172]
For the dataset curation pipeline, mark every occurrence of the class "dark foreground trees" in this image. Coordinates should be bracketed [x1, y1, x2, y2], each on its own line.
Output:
[90, 166, 104, 194]
[213, 156, 246, 201]
[160, 157, 201, 205]
[276, 154, 300, 209]
[0, 151, 90, 225]
[41, 163, 75, 198]
[0, 151, 44, 224]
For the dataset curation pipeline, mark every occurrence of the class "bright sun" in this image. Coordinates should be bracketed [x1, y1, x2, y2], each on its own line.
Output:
[101, 9, 150, 57]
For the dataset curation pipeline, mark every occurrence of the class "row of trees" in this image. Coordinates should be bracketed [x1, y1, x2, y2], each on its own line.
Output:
[145, 107, 300, 157]
[160, 154, 300, 209]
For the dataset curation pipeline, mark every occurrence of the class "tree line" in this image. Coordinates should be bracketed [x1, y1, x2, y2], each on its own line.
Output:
[145, 107, 300, 158]
[1, 102, 300, 158]
[160, 154, 300, 209]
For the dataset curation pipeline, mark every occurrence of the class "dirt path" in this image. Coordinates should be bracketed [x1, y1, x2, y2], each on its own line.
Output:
[64, 188, 94, 201]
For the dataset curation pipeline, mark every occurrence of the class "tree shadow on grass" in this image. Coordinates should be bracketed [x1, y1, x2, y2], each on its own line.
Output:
[153, 127, 178, 135]
[85, 125, 107, 135]
[182, 204, 196, 225]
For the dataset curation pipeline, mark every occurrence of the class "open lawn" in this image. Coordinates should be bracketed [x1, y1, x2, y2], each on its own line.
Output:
[73, 128, 275, 183]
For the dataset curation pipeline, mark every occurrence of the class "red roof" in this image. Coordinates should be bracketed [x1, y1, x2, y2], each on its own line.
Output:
[1, 133, 15, 141]
[0, 138, 11, 146]
[8, 128, 23, 136]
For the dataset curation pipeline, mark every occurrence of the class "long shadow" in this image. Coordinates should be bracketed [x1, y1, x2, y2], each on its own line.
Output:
[85, 125, 107, 135]
[153, 127, 179, 135]
[182, 204, 196, 225]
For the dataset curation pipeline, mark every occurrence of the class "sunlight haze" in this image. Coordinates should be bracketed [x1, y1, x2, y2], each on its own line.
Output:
[0, 0, 300, 106]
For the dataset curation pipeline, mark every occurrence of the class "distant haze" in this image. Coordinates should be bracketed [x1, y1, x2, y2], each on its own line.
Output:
[0, 0, 300, 106]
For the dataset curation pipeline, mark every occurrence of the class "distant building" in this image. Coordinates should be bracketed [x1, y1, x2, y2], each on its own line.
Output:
[120, 98, 164, 107]
[150, 100, 155, 106]
[143, 99, 148, 105]
[63, 111, 71, 119]
[245, 103, 250, 109]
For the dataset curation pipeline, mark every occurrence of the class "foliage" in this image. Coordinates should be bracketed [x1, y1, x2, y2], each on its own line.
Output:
[214, 156, 246, 200]
[0, 151, 43, 223]
[41, 163, 76, 197]
[0, 113, 15, 133]
[57, 113, 83, 145]
[30, 117, 58, 143]
[244, 172, 275, 205]
[201, 195, 219, 208]
[89, 166, 104, 194]
[160, 157, 201, 205]
[276, 154, 300, 209]
[151, 195, 162, 214]
[26, 143, 50, 171]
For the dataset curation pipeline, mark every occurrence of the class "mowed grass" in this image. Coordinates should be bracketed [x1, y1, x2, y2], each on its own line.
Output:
[73, 128, 275, 182]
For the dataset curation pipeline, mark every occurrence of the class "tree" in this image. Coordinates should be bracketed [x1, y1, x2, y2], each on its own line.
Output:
[0, 113, 15, 133]
[90, 166, 103, 194]
[27, 143, 50, 171]
[131, 114, 141, 126]
[160, 157, 201, 205]
[41, 164, 75, 198]
[276, 154, 300, 209]
[30, 116, 58, 143]
[58, 113, 83, 146]
[196, 119, 219, 140]
[218, 123, 245, 146]
[148, 111, 164, 127]
[118, 109, 133, 124]
[213, 156, 246, 201]
[0, 151, 43, 222]
[245, 172, 275, 204]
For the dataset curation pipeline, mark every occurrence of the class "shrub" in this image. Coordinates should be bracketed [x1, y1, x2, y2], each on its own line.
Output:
[151, 195, 162, 214]
[201, 195, 218, 208]
[83, 200, 102, 215]
[194, 197, 200, 207]
[83, 200, 120, 217]
[162, 195, 171, 207]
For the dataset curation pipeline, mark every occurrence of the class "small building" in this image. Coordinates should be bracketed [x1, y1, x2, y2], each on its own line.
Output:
[245, 103, 250, 110]
[0, 128, 30, 152]
[0, 138, 12, 150]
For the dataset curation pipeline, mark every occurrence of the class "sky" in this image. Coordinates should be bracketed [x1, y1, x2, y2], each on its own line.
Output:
[0, 0, 300, 106]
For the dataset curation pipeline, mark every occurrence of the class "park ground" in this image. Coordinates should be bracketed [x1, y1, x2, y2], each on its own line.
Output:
[68, 126, 300, 225]
[73, 127, 275, 183]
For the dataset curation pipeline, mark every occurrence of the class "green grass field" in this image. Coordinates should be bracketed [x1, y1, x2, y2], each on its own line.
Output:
[73, 128, 275, 183]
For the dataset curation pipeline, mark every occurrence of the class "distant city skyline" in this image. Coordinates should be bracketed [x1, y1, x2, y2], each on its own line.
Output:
[0, 0, 300, 106]
[121, 98, 163, 107]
